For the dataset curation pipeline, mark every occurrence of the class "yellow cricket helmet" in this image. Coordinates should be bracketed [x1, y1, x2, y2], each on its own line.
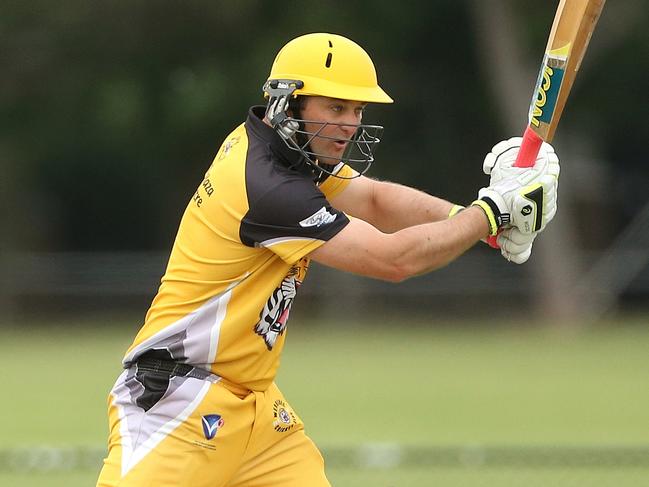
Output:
[265, 33, 393, 104]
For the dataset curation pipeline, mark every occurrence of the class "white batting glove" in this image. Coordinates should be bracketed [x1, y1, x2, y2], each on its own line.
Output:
[483, 137, 560, 182]
[475, 137, 559, 240]
[473, 170, 558, 236]
[266, 95, 299, 140]
[497, 227, 536, 264]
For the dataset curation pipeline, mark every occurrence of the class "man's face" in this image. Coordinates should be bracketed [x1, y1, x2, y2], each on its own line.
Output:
[297, 96, 366, 166]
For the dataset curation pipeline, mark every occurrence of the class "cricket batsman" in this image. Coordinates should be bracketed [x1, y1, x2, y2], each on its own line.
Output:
[96, 32, 559, 486]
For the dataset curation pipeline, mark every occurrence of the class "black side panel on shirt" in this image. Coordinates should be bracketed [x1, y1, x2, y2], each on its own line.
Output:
[239, 110, 349, 248]
[134, 349, 176, 412]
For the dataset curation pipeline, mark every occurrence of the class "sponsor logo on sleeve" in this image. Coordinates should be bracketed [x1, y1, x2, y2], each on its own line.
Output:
[299, 206, 337, 228]
[218, 136, 240, 161]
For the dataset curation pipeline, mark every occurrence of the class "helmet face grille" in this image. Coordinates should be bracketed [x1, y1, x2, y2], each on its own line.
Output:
[262, 76, 385, 179]
[278, 118, 383, 179]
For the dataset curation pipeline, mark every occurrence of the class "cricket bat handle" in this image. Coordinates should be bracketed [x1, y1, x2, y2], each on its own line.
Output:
[485, 127, 543, 248]
[514, 126, 543, 168]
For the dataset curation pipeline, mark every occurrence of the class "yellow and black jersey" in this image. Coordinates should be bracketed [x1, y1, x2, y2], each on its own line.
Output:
[123, 107, 354, 391]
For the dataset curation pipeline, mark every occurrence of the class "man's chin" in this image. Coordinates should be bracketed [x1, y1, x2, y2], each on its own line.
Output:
[318, 158, 340, 171]
[315, 155, 342, 167]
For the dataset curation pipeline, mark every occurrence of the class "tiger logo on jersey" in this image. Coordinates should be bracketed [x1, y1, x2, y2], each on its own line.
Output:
[254, 260, 308, 350]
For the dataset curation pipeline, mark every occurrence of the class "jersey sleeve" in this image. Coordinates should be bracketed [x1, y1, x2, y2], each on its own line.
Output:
[240, 177, 349, 263]
[318, 163, 357, 199]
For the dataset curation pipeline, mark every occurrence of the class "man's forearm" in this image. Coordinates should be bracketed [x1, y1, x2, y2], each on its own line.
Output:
[369, 180, 457, 232]
[310, 206, 489, 283]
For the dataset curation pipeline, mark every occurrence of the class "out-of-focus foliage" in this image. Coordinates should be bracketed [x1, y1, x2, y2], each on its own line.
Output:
[2, 0, 647, 251]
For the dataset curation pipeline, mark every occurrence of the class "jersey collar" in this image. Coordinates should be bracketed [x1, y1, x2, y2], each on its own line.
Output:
[246, 106, 311, 175]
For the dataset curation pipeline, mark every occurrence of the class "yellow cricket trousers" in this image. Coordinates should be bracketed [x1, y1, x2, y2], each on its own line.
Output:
[96, 364, 330, 487]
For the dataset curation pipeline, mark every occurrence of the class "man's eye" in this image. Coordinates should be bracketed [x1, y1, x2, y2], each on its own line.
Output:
[331, 105, 343, 112]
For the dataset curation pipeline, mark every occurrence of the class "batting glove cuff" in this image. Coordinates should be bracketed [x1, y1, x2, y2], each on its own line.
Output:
[471, 194, 511, 236]
[447, 204, 465, 219]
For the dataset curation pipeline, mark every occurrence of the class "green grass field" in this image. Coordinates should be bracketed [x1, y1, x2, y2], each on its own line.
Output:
[1, 316, 648, 486]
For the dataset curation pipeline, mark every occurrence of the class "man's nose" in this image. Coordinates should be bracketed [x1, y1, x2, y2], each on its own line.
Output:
[338, 115, 360, 137]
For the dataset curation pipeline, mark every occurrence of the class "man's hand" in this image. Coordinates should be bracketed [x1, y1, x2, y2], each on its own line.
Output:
[448, 202, 537, 264]
[473, 170, 558, 236]
[483, 137, 560, 182]
[498, 227, 536, 264]
[479, 137, 559, 262]
[474, 136, 559, 237]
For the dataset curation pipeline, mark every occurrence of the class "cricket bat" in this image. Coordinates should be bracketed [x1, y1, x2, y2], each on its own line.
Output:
[515, 0, 606, 167]
[488, 0, 606, 247]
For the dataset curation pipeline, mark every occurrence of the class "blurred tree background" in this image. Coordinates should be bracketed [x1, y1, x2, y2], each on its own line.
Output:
[1, 0, 648, 322]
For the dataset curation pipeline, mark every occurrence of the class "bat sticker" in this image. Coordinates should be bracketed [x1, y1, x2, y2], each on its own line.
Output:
[529, 44, 570, 130]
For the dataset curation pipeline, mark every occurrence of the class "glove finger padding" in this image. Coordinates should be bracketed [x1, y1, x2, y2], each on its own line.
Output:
[483, 137, 523, 176]
[483, 137, 558, 183]
[546, 148, 560, 178]
[497, 228, 536, 264]
[497, 227, 536, 252]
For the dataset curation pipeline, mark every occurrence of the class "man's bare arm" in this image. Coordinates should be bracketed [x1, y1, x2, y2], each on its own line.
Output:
[309, 207, 489, 282]
[330, 176, 458, 233]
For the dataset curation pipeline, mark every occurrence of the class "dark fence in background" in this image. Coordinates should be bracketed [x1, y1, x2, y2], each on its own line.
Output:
[2, 251, 648, 323]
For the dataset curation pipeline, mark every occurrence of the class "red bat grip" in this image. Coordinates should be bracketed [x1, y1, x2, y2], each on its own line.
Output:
[485, 127, 543, 248]
[514, 126, 543, 168]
